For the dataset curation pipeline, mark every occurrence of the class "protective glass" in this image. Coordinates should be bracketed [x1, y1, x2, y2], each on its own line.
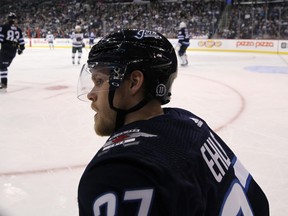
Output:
[77, 63, 125, 102]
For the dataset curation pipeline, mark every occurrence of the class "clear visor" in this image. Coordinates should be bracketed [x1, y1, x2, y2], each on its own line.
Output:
[77, 63, 124, 102]
[77, 64, 93, 102]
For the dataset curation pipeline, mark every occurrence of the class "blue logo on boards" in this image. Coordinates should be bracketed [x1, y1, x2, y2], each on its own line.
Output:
[244, 66, 288, 74]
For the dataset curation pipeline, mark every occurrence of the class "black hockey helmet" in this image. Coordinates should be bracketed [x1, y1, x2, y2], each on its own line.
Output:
[8, 12, 17, 20]
[87, 29, 177, 104]
[78, 29, 178, 130]
[8, 12, 17, 24]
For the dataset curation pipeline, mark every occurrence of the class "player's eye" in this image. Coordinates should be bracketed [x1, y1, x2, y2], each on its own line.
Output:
[92, 76, 108, 88]
[94, 78, 103, 87]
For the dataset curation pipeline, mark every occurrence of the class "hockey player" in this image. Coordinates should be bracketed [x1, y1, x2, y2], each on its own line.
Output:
[71, 25, 84, 65]
[77, 29, 269, 215]
[88, 31, 95, 48]
[45, 31, 54, 49]
[177, 21, 190, 66]
[0, 12, 25, 92]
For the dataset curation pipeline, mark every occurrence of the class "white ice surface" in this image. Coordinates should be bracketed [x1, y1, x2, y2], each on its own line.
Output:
[0, 48, 287, 216]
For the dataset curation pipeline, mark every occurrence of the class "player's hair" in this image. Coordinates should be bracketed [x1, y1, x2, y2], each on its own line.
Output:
[179, 22, 187, 29]
[75, 25, 81, 32]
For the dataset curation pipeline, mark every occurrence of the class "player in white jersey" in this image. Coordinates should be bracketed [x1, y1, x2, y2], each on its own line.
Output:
[71, 25, 84, 65]
[45, 31, 54, 49]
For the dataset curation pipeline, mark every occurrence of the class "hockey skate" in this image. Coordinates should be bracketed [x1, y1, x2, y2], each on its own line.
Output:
[180, 54, 188, 66]
[180, 60, 188, 66]
[0, 84, 7, 93]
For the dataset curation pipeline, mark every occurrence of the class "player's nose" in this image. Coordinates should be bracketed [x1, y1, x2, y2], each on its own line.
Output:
[87, 89, 97, 102]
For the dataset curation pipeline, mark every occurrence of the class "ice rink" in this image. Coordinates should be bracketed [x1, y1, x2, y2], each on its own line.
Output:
[0, 47, 288, 216]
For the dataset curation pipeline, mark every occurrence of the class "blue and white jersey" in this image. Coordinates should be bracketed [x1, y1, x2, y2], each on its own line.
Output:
[0, 23, 25, 50]
[78, 107, 269, 215]
[178, 27, 190, 46]
[89, 32, 96, 44]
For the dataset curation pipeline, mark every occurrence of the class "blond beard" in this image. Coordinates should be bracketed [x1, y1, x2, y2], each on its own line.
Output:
[94, 112, 117, 136]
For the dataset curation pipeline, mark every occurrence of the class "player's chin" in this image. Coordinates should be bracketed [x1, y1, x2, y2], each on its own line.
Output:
[94, 115, 114, 136]
[93, 114, 100, 132]
[94, 113, 105, 127]
[94, 124, 113, 136]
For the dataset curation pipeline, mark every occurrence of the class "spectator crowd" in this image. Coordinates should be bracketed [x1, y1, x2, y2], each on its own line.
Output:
[0, 0, 287, 40]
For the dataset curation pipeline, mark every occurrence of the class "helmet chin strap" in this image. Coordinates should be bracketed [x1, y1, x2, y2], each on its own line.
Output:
[108, 89, 152, 132]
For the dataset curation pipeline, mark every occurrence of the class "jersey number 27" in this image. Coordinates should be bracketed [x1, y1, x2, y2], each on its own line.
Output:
[93, 188, 154, 216]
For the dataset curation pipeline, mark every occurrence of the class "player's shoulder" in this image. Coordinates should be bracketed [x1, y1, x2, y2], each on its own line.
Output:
[14, 26, 23, 33]
[165, 107, 211, 143]
[17, 26, 23, 31]
[163, 107, 208, 130]
[0, 24, 9, 30]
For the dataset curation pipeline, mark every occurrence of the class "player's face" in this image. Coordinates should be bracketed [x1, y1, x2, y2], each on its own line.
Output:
[9, 19, 17, 25]
[87, 68, 117, 136]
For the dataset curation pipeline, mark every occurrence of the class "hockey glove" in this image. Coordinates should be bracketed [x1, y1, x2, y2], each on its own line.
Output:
[82, 43, 85, 48]
[18, 44, 25, 55]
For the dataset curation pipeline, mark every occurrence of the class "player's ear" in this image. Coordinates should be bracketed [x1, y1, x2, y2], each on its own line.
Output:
[128, 70, 144, 95]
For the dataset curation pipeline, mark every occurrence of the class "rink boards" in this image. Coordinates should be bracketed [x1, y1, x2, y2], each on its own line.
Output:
[24, 38, 288, 55]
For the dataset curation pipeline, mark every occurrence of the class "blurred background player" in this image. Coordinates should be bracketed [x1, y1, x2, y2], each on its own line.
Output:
[45, 31, 54, 49]
[0, 12, 25, 92]
[177, 21, 190, 66]
[71, 25, 84, 65]
[89, 31, 95, 48]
